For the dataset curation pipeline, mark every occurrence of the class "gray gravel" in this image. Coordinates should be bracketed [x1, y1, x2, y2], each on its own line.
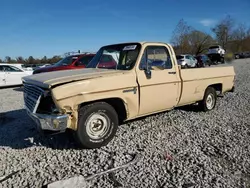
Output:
[0, 59, 250, 188]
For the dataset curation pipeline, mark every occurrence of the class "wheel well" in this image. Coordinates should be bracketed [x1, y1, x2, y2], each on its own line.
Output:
[208, 83, 222, 93]
[79, 98, 127, 124]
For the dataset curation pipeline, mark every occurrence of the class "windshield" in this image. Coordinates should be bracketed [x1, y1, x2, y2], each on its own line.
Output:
[209, 46, 219, 49]
[54, 55, 79, 66]
[87, 43, 141, 70]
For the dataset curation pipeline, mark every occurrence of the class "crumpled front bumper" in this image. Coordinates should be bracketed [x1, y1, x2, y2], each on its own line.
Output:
[27, 110, 69, 132]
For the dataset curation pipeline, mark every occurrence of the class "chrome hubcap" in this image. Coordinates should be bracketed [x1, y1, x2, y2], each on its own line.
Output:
[206, 94, 215, 110]
[86, 113, 110, 139]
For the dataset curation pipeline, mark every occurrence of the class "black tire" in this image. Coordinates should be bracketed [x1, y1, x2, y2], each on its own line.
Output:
[75, 102, 118, 149]
[184, 64, 188, 69]
[198, 87, 217, 112]
[208, 61, 211, 66]
[221, 57, 225, 64]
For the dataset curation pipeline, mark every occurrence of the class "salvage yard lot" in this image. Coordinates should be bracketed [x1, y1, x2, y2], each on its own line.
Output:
[0, 59, 250, 187]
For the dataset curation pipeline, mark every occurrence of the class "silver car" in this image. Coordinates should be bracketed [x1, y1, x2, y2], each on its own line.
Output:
[176, 54, 197, 68]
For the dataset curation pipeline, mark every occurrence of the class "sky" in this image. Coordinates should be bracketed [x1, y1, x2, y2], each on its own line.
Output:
[0, 0, 250, 59]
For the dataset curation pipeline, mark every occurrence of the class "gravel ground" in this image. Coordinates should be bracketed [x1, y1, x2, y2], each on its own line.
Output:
[0, 59, 250, 188]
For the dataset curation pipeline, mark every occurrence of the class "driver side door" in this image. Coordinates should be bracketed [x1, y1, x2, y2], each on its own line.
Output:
[136, 45, 181, 115]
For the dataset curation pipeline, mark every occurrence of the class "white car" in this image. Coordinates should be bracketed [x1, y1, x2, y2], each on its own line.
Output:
[176, 54, 197, 68]
[207, 45, 225, 55]
[207, 45, 226, 64]
[0, 64, 33, 87]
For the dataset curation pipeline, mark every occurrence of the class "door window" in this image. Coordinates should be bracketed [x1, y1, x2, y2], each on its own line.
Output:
[2, 65, 23, 72]
[139, 46, 173, 70]
[75, 55, 94, 66]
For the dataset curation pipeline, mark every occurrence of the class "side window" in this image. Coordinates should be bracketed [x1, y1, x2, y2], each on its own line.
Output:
[186, 55, 190, 60]
[139, 46, 172, 70]
[76, 56, 93, 66]
[0, 66, 4, 72]
[3, 65, 23, 72]
[100, 55, 113, 62]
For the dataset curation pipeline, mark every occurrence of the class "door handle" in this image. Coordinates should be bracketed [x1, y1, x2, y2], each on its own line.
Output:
[168, 71, 176, 74]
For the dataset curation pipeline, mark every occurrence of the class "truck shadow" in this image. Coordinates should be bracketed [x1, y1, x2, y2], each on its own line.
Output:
[0, 85, 23, 90]
[13, 86, 24, 92]
[0, 104, 201, 149]
[0, 109, 77, 149]
[175, 104, 201, 112]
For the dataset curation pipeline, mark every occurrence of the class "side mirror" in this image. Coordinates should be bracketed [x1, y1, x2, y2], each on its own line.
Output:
[144, 65, 152, 79]
[178, 65, 181, 70]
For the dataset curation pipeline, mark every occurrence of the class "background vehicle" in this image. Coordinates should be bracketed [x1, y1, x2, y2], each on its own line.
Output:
[0, 64, 33, 87]
[195, 54, 211, 67]
[234, 51, 250, 59]
[176, 54, 197, 68]
[96, 54, 118, 69]
[33, 53, 96, 74]
[207, 45, 225, 64]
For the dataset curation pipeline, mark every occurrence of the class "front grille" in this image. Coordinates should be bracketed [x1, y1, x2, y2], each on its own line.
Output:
[23, 84, 44, 113]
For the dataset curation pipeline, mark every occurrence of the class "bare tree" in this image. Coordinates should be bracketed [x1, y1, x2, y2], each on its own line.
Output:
[232, 23, 248, 41]
[27, 56, 35, 64]
[230, 23, 250, 52]
[41, 56, 48, 64]
[16, 56, 25, 64]
[188, 30, 214, 55]
[170, 19, 193, 54]
[5, 56, 11, 63]
[211, 15, 234, 50]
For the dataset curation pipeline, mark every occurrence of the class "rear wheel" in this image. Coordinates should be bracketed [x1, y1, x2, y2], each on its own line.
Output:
[75, 102, 118, 148]
[199, 87, 217, 111]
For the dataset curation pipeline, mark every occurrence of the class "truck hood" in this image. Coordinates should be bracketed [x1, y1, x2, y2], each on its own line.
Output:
[22, 68, 123, 89]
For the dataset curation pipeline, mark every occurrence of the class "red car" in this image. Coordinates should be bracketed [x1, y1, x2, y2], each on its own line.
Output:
[33, 53, 118, 74]
[33, 53, 96, 74]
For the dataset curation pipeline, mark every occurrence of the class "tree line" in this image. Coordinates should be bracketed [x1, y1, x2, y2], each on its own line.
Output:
[171, 15, 250, 55]
[0, 55, 62, 65]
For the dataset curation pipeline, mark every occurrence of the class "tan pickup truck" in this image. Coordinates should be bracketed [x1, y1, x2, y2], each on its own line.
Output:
[22, 42, 235, 148]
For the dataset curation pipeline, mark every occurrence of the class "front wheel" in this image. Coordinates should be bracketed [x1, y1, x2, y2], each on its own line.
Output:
[199, 87, 217, 111]
[75, 102, 118, 148]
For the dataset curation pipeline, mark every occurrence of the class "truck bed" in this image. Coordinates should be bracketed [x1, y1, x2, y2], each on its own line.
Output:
[177, 66, 235, 106]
